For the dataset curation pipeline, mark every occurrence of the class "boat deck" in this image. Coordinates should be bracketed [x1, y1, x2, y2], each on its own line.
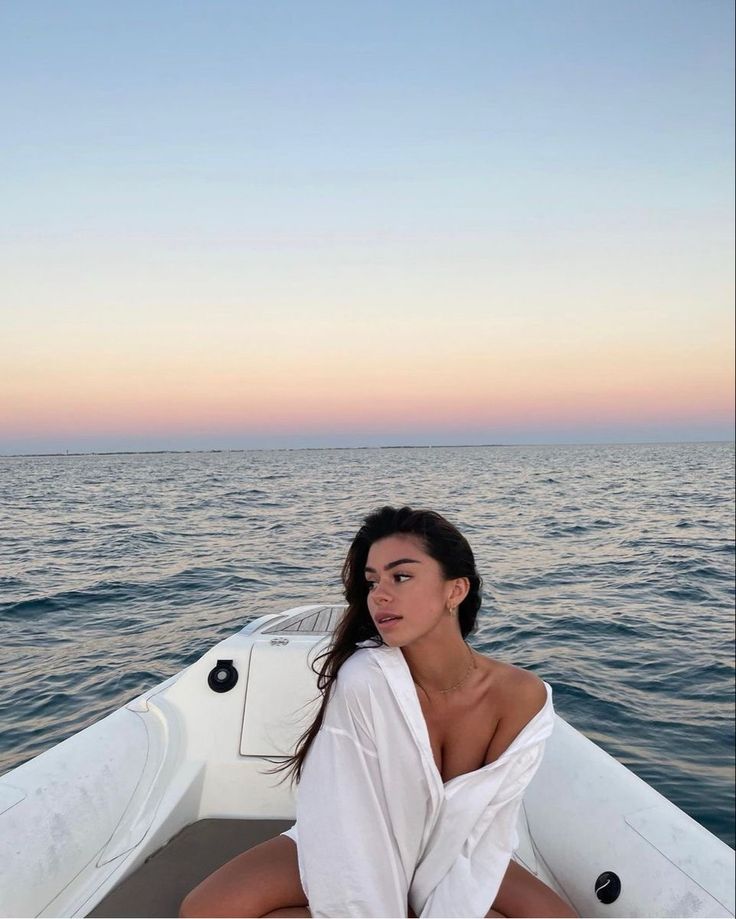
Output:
[88, 818, 294, 918]
[89, 610, 345, 917]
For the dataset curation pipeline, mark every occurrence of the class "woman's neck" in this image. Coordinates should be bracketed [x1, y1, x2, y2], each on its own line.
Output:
[401, 630, 480, 698]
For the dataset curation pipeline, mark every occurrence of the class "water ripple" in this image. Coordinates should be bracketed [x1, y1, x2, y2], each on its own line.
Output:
[0, 442, 733, 848]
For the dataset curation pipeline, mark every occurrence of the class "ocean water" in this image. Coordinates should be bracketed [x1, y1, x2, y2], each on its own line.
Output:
[1, 442, 733, 849]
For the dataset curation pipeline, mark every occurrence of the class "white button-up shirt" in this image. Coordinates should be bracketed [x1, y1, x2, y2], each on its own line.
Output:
[281, 640, 555, 918]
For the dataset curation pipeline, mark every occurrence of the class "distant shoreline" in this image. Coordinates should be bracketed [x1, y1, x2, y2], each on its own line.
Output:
[3, 445, 508, 457]
[1, 441, 733, 458]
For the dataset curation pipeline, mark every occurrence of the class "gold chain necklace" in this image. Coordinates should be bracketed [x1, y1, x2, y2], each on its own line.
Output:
[413, 643, 477, 696]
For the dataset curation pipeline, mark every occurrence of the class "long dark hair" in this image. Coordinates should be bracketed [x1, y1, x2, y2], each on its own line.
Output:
[262, 505, 484, 787]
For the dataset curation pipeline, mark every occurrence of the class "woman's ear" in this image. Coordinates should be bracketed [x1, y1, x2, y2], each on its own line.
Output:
[449, 577, 470, 608]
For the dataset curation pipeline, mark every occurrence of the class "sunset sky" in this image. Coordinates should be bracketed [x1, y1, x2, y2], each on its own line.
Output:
[2, 0, 734, 454]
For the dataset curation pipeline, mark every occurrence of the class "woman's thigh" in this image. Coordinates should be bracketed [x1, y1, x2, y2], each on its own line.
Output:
[490, 857, 577, 918]
[179, 835, 308, 918]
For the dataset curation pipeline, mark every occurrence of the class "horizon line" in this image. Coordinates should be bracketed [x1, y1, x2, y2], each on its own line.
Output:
[2, 439, 734, 458]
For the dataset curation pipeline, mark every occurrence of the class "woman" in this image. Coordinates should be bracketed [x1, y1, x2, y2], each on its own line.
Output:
[180, 506, 577, 918]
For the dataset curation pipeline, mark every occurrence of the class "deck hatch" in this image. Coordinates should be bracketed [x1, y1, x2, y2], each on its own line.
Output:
[240, 636, 326, 757]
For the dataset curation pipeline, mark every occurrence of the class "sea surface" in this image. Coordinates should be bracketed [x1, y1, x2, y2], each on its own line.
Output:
[1, 443, 734, 848]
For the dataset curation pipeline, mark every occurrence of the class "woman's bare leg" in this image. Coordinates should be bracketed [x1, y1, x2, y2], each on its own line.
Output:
[179, 835, 308, 918]
[261, 910, 311, 918]
[491, 858, 577, 918]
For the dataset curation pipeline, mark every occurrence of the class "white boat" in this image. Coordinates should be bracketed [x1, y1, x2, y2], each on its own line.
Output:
[0, 604, 733, 918]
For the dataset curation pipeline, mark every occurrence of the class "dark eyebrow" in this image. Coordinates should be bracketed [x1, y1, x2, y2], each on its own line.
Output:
[364, 558, 421, 574]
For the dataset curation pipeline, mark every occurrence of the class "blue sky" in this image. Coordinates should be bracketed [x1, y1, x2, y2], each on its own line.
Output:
[5, 0, 731, 222]
[1, 0, 734, 453]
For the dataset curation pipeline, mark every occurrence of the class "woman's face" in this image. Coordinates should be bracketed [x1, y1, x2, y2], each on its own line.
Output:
[364, 533, 462, 642]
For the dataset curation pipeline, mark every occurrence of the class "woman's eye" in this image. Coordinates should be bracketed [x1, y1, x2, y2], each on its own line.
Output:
[366, 574, 410, 591]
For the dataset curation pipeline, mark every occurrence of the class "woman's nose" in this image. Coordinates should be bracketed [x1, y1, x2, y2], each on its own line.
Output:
[371, 580, 392, 602]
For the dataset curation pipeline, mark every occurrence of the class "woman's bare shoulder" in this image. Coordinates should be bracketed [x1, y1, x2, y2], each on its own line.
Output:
[472, 651, 520, 681]
[476, 651, 544, 684]
[476, 654, 548, 721]
[479, 656, 549, 762]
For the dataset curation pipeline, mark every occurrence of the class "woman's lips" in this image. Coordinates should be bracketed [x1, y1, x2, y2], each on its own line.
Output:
[377, 616, 403, 629]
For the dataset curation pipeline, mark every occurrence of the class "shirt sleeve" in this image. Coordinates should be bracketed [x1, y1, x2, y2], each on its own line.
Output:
[294, 666, 423, 918]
